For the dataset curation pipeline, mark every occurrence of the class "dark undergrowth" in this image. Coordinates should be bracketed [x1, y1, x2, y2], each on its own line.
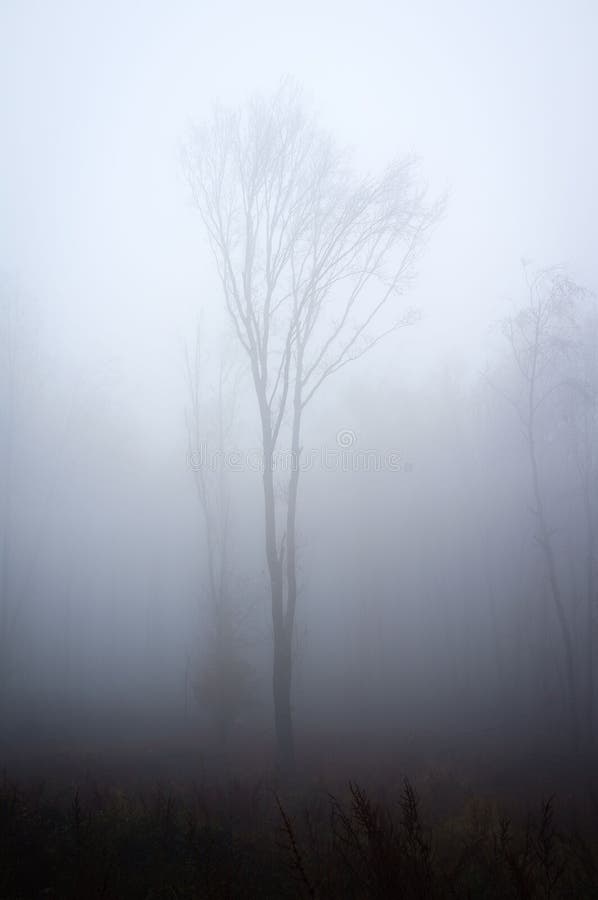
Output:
[1, 773, 598, 899]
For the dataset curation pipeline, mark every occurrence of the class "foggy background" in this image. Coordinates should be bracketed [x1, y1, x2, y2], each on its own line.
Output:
[1, 0, 597, 776]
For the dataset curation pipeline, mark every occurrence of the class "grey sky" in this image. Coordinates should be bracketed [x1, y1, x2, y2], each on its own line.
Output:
[1, 0, 597, 443]
[2, 1, 598, 773]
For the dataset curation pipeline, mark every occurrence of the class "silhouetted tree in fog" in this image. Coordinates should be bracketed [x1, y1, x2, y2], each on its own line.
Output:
[185, 330, 253, 755]
[558, 304, 598, 752]
[500, 265, 590, 750]
[0, 282, 19, 697]
[0, 281, 38, 703]
[183, 83, 440, 772]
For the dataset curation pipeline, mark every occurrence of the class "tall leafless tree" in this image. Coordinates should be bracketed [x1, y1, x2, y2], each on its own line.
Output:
[183, 83, 440, 772]
[559, 305, 598, 753]
[501, 265, 586, 749]
[0, 283, 18, 698]
[185, 330, 252, 754]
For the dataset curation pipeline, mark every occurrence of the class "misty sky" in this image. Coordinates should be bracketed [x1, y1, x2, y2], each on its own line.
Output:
[2, 1, 598, 779]
[1, 0, 597, 447]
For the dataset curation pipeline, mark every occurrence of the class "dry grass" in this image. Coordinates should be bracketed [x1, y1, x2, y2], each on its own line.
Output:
[0, 771, 597, 898]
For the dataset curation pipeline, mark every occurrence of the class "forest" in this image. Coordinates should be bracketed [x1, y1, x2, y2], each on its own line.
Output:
[1, 2, 597, 897]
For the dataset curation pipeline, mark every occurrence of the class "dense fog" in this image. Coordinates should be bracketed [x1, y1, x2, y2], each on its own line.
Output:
[1, 1, 597, 783]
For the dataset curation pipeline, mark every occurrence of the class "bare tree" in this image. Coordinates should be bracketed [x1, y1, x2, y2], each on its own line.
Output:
[0, 280, 37, 700]
[500, 265, 586, 748]
[183, 83, 440, 772]
[559, 305, 598, 753]
[185, 330, 252, 755]
[0, 282, 19, 697]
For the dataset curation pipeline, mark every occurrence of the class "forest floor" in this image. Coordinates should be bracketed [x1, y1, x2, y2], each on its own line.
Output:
[1, 729, 598, 898]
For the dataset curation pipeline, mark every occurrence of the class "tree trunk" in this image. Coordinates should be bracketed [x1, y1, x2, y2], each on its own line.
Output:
[582, 458, 595, 755]
[262, 433, 296, 775]
[528, 426, 579, 748]
[273, 627, 295, 773]
[277, 352, 304, 775]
